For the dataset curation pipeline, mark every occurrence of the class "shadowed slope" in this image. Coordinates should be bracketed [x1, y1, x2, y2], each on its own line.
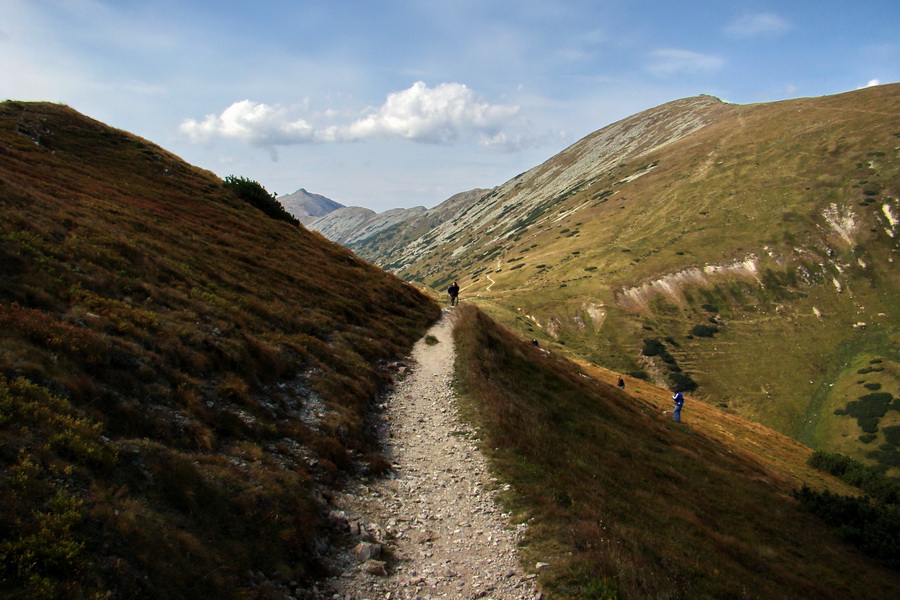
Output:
[0, 101, 439, 599]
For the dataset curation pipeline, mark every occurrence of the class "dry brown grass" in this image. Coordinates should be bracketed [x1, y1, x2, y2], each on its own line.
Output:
[0, 101, 439, 598]
[452, 304, 900, 599]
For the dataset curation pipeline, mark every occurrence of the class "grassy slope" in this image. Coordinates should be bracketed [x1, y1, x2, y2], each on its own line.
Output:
[390, 84, 900, 468]
[452, 304, 900, 599]
[0, 101, 439, 598]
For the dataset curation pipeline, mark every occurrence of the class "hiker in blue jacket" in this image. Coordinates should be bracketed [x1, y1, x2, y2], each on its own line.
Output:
[672, 391, 684, 422]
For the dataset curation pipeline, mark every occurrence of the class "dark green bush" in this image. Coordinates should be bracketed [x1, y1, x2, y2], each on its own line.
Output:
[224, 175, 298, 226]
[792, 485, 900, 568]
[858, 366, 885, 374]
[668, 372, 697, 393]
[859, 416, 880, 433]
[690, 324, 719, 338]
[840, 393, 894, 432]
[641, 338, 665, 357]
[808, 451, 900, 504]
[883, 426, 900, 447]
[868, 446, 900, 469]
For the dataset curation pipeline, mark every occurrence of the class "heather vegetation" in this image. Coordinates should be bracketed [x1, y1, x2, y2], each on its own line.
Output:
[451, 305, 900, 599]
[0, 101, 438, 598]
[795, 451, 900, 568]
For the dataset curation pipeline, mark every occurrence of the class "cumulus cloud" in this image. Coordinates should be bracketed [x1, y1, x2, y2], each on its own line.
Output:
[180, 82, 522, 149]
[859, 79, 882, 88]
[180, 100, 315, 146]
[646, 49, 724, 77]
[725, 13, 792, 38]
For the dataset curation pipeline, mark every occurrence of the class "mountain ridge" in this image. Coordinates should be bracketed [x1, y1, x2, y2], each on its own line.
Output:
[278, 187, 344, 224]
[309, 204, 428, 245]
[2, 91, 899, 598]
[347, 84, 900, 470]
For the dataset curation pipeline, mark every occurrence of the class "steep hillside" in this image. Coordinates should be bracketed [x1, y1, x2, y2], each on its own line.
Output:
[452, 305, 900, 599]
[351, 188, 492, 271]
[0, 101, 439, 599]
[309, 204, 427, 246]
[277, 187, 343, 224]
[355, 85, 900, 469]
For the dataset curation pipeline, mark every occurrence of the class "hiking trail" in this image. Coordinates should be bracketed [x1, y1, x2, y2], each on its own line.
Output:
[321, 309, 542, 600]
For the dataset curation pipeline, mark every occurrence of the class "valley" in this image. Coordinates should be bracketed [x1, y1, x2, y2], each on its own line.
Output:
[317, 84, 900, 474]
[1, 88, 899, 599]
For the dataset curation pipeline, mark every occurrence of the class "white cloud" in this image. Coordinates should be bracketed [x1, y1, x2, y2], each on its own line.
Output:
[859, 79, 882, 88]
[725, 13, 792, 38]
[180, 82, 522, 150]
[646, 49, 724, 77]
[180, 100, 315, 146]
[336, 82, 520, 144]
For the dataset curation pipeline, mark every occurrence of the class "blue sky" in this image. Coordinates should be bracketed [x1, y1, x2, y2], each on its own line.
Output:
[2, 1, 897, 212]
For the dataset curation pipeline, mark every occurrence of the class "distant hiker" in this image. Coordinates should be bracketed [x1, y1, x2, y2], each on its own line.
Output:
[531, 339, 540, 347]
[447, 281, 460, 306]
[617, 375, 625, 389]
[672, 391, 684, 422]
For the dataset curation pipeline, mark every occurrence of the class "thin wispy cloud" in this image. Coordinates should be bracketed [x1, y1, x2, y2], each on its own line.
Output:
[5, 0, 895, 210]
[725, 13, 792, 39]
[181, 82, 522, 150]
[645, 49, 724, 77]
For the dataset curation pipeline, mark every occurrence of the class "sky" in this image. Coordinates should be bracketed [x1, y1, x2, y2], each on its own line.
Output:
[2, 1, 898, 212]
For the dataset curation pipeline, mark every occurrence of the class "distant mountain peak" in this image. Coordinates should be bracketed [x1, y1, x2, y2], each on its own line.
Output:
[278, 188, 344, 224]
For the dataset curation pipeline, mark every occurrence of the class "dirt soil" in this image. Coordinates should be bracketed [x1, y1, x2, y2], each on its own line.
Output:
[322, 309, 542, 599]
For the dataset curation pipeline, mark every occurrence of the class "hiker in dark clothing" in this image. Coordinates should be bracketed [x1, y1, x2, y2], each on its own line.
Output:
[672, 391, 684, 422]
[447, 281, 460, 306]
[617, 375, 625, 389]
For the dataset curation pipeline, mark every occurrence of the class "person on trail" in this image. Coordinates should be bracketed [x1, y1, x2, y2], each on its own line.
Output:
[617, 375, 625, 389]
[672, 391, 684, 422]
[447, 281, 460, 306]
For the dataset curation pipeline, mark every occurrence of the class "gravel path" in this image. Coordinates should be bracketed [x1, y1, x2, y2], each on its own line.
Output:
[323, 309, 542, 600]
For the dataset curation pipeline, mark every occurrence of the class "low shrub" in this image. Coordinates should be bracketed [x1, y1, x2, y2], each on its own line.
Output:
[840, 393, 895, 432]
[668, 372, 697, 392]
[807, 451, 900, 504]
[883, 426, 900, 447]
[792, 486, 899, 568]
[690, 324, 719, 338]
[868, 447, 900, 469]
[223, 175, 298, 226]
[641, 338, 665, 357]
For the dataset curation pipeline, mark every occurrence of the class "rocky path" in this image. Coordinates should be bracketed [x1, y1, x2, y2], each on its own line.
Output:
[323, 310, 541, 600]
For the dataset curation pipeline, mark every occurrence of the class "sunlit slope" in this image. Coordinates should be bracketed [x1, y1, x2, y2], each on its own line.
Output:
[0, 101, 439, 598]
[358, 85, 900, 466]
[452, 304, 900, 599]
